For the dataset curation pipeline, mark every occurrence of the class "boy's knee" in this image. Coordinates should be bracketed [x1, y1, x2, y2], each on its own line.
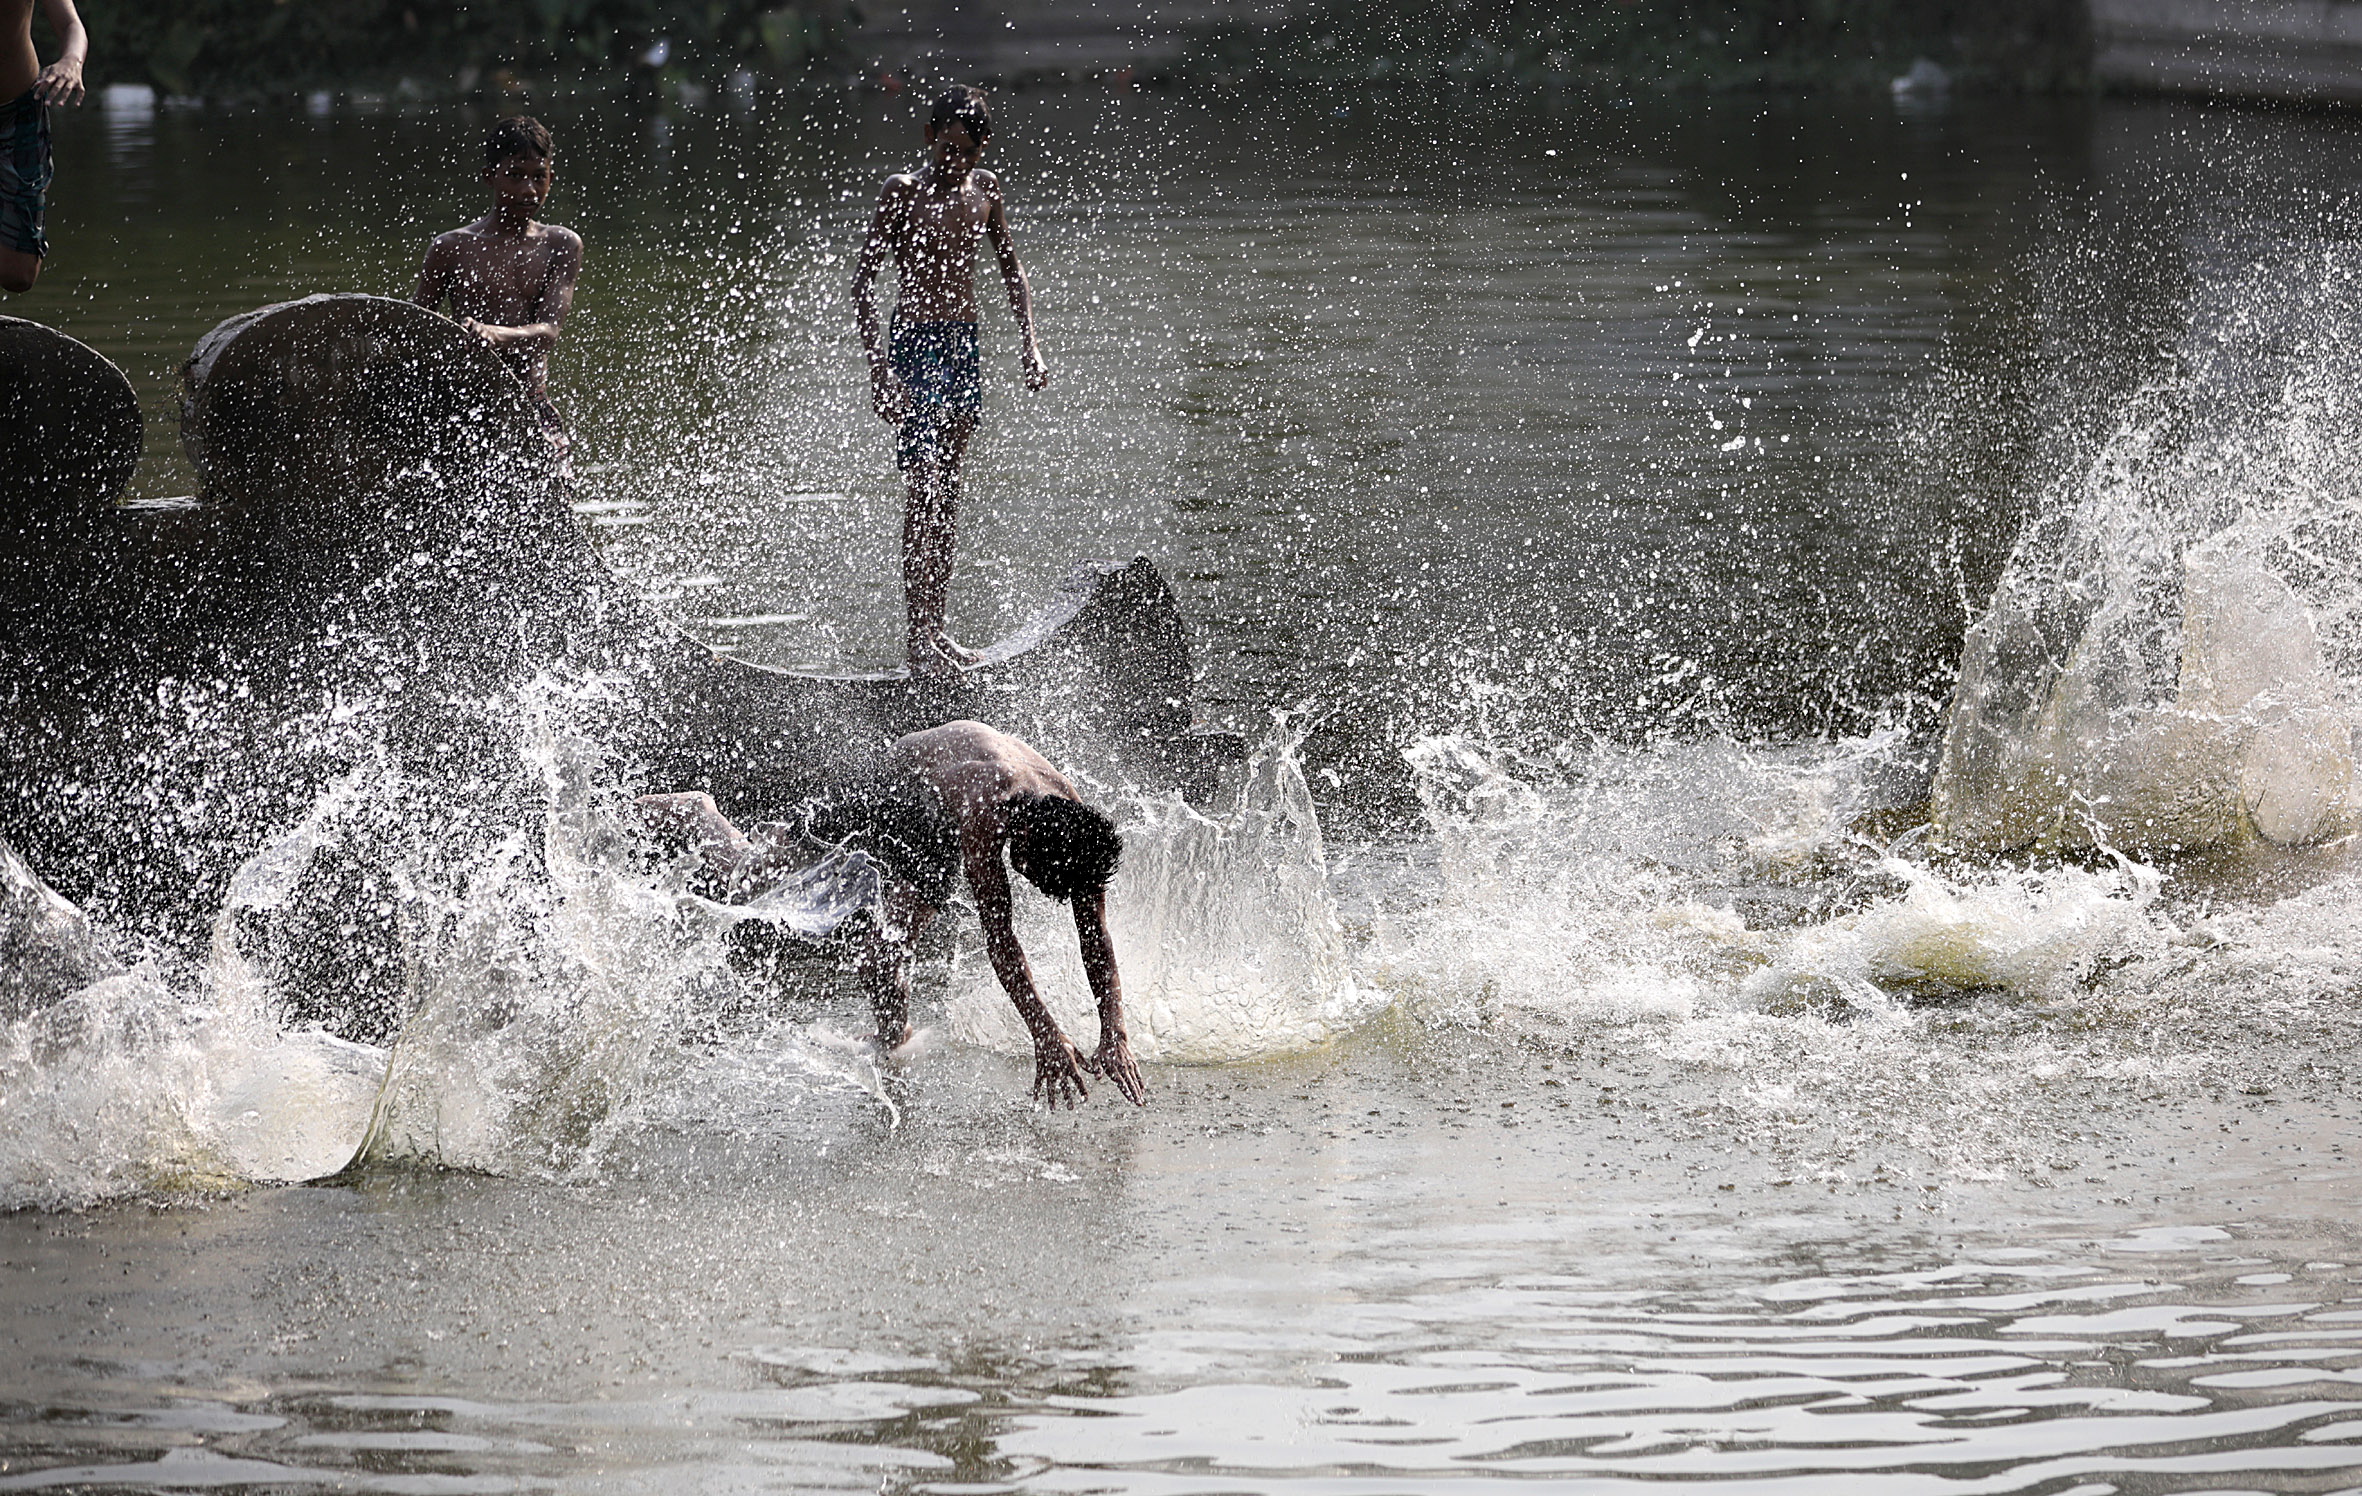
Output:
[0, 263, 38, 295]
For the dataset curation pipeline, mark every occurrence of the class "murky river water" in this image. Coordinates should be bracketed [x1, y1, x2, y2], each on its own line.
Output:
[10, 82, 2362, 1493]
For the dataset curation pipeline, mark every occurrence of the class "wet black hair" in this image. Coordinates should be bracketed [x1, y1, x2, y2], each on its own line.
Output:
[927, 85, 992, 145]
[485, 115, 553, 169]
[1007, 794, 1121, 902]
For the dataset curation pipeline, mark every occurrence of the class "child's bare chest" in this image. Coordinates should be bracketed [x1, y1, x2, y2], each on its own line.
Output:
[451, 234, 554, 311]
[903, 189, 987, 253]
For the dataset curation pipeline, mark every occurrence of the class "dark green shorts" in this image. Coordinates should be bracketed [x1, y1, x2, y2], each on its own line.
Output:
[0, 89, 50, 258]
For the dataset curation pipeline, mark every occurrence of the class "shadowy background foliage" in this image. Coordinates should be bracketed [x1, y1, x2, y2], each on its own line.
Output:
[55, 0, 2089, 95]
[1204, 0, 2091, 91]
[68, 1, 857, 96]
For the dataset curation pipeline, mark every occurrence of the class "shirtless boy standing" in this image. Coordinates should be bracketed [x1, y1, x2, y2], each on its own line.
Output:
[638, 720, 1145, 1108]
[851, 86, 1049, 678]
[0, 0, 85, 295]
[414, 116, 583, 476]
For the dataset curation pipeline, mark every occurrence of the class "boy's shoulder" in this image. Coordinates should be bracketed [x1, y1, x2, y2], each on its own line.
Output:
[431, 220, 580, 249]
[428, 218, 498, 253]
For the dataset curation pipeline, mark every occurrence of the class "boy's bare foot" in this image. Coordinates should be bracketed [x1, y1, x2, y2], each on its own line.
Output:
[908, 634, 983, 679]
[873, 1025, 934, 1067]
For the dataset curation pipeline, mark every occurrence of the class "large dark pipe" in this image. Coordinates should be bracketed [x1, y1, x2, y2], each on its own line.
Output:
[1, 299, 1240, 959]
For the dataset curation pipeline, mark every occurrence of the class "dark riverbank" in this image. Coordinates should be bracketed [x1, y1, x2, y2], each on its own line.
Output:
[66, 0, 2090, 100]
[68, 0, 855, 99]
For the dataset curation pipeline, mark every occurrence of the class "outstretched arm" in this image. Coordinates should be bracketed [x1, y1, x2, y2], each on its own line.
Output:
[1074, 890, 1144, 1105]
[33, 0, 86, 106]
[966, 830, 1091, 1106]
[851, 179, 909, 424]
[412, 236, 456, 313]
[984, 178, 1047, 390]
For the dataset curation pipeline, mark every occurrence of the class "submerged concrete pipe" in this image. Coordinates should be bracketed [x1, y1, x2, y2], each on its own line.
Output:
[636, 554, 1242, 817]
[1, 294, 1240, 950]
[183, 293, 553, 541]
[0, 317, 144, 646]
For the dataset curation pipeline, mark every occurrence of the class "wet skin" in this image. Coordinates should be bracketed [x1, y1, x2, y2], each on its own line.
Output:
[0, 0, 84, 296]
[886, 721, 1142, 1107]
[635, 722, 1145, 1109]
[850, 119, 1049, 677]
[412, 151, 583, 401]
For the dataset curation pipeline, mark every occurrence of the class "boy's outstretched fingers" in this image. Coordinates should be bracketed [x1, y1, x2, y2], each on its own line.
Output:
[1032, 1035, 1090, 1109]
[1091, 1032, 1147, 1106]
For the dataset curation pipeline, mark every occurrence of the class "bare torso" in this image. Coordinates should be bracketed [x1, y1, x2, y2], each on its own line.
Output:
[888, 719, 1074, 833]
[637, 719, 1138, 1107]
[881, 166, 997, 324]
[417, 218, 581, 395]
[2, 0, 39, 100]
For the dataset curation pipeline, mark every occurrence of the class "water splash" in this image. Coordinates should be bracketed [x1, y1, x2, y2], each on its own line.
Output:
[1741, 855, 2166, 1014]
[1936, 245, 2362, 853]
[944, 727, 1368, 1065]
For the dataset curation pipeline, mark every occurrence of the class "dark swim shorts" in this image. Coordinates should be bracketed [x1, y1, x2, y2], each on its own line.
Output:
[0, 90, 51, 258]
[796, 770, 963, 909]
[889, 318, 982, 470]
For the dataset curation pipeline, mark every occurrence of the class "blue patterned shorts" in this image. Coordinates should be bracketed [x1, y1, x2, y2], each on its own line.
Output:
[890, 319, 981, 470]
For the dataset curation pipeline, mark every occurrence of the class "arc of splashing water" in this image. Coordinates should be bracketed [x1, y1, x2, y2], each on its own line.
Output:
[1935, 531, 2358, 853]
[2, 297, 1246, 1118]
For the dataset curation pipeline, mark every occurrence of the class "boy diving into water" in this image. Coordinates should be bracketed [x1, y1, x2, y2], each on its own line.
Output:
[414, 116, 583, 476]
[851, 86, 1050, 678]
[0, 0, 84, 295]
[638, 721, 1146, 1108]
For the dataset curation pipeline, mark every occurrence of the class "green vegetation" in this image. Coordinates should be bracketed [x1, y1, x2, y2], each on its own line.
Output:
[1194, 0, 2091, 93]
[72, 1, 856, 97]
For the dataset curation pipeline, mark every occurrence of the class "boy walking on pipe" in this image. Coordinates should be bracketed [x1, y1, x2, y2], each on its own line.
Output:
[852, 85, 1050, 678]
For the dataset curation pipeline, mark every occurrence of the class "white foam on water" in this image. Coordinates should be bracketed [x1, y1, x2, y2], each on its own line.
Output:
[1357, 732, 1915, 1030]
[1338, 727, 2277, 1183]
[0, 772, 412, 1207]
[1742, 856, 2168, 1014]
[0, 968, 396, 1210]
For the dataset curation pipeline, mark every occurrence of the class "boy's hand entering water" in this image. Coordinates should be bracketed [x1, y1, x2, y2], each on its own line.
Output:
[1090, 1030, 1146, 1106]
[1033, 1032, 1091, 1108]
[1022, 344, 1049, 392]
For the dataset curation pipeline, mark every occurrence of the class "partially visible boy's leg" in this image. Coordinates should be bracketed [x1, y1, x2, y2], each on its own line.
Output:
[901, 412, 980, 675]
[0, 92, 48, 295]
[857, 889, 935, 1049]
